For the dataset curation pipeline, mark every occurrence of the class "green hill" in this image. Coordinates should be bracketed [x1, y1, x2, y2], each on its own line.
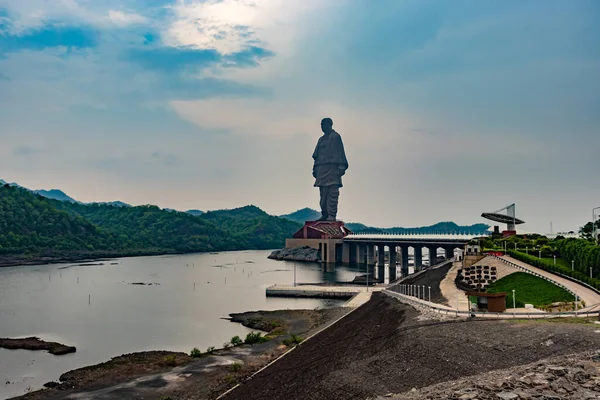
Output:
[200, 205, 302, 250]
[0, 186, 301, 266]
[55, 201, 240, 253]
[0, 185, 119, 257]
[280, 208, 321, 223]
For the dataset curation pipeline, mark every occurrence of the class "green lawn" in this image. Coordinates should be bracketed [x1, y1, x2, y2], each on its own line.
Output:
[487, 272, 573, 308]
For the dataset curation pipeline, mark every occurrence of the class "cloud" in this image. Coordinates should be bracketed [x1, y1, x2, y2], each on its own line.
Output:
[107, 10, 147, 26]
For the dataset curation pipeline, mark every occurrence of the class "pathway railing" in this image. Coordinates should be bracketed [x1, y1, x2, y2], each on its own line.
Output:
[384, 289, 600, 319]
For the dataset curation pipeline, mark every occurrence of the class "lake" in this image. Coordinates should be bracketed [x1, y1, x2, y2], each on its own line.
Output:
[0, 250, 360, 399]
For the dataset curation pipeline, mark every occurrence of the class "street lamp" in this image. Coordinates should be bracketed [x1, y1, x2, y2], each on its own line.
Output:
[512, 289, 516, 309]
[428, 286, 431, 302]
[590, 267, 593, 279]
[553, 255, 556, 265]
[538, 250, 541, 259]
[293, 262, 297, 287]
[572, 260, 575, 271]
[526, 247, 528, 255]
[593, 207, 600, 243]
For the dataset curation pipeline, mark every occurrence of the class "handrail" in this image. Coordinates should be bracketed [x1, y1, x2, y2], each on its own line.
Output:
[384, 289, 599, 319]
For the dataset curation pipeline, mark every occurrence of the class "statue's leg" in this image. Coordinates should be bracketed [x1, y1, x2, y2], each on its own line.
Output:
[326, 185, 340, 221]
[319, 186, 328, 220]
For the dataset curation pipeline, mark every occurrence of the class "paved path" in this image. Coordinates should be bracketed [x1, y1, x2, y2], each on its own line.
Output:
[438, 261, 470, 311]
[500, 255, 600, 311]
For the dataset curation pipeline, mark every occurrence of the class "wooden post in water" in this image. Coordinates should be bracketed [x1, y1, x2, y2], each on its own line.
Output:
[88, 294, 91, 304]
[194, 282, 196, 290]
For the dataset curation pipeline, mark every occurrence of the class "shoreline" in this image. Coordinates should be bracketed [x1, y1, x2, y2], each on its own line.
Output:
[0, 247, 283, 269]
[9, 307, 348, 400]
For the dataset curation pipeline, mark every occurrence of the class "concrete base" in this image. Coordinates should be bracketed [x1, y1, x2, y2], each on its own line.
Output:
[285, 238, 343, 264]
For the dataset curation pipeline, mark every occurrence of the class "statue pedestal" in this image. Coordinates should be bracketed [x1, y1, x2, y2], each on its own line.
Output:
[286, 221, 352, 264]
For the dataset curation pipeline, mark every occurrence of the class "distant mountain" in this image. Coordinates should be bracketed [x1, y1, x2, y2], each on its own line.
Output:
[280, 208, 321, 223]
[347, 221, 489, 234]
[90, 201, 131, 207]
[34, 189, 79, 203]
[186, 209, 204, 216]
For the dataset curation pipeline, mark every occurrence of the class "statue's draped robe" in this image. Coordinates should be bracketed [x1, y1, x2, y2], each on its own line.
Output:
[312, 130, 348, 187]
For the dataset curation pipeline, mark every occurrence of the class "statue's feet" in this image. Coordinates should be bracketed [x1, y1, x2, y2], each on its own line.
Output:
[316, 215, 328, 221]
[326, 217, 336, 221]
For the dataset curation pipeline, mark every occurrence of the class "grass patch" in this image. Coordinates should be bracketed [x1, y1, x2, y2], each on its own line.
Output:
[162, 354, 178, 367]
[282, 334, 304, 348]
[230, 362, 242, 372]
[487, 272, 573, 308]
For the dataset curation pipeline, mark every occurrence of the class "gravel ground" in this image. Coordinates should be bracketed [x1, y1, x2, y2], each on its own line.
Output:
[377, 351, 600, 400]
[389, 262, 453, 303]
[223, 293, 600, 400]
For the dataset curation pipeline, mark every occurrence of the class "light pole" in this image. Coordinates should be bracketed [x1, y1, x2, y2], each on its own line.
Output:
[572, 260, 575, 271]
[593, 207, 600, 242]
[293, 262, 297, 287]
[512, 289, 516, 309]
[366, 247, 369, 292]
[590, 267, 593, 279]
[553, 255, 556, 265]
[526, 246, 528, 255]
[538, 250, 541, 259]
[428, 286, 431, 302]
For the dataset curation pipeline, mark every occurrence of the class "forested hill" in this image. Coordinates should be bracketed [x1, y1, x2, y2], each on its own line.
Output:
[200, 205, 302, 250]
[0, 186, 301, 266]
[53, 201, 239, 253]
[0, 185, 119, 256]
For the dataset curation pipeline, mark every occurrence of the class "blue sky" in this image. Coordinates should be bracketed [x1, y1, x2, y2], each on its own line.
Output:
[0, 0, 599, 233]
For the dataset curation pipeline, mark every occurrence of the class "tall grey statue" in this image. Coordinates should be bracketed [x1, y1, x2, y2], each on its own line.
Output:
[312, 118, 348, 221]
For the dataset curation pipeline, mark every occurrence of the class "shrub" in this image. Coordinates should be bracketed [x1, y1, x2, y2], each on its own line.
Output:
[230, 362, 242, 372]
[230, 335, 243, 346]
[163, 354, 177, 367]
[244, 331, 268, 345]
[206, 346, 216, 354]
[190, 347, 202, 358]
[282, 334, 304, 348]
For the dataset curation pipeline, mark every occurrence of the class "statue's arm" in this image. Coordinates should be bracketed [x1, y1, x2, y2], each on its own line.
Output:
[336, 135, 349, 174]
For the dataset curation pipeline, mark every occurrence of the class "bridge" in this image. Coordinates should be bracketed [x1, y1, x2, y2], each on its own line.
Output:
[286, 221, 484, 281]
[342, 233, 480, 281]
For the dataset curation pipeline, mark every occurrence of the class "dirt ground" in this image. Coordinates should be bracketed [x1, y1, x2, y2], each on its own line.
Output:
[379, 351, 600, 399]
[223, 292, 600, 400]
[10, 308, 347, 400]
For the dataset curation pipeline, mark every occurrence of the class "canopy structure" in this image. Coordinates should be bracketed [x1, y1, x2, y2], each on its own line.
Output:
[481, 203, 525, 232]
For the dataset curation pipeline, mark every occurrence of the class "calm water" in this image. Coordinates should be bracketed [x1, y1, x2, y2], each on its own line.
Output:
[0, 250, 359, 399]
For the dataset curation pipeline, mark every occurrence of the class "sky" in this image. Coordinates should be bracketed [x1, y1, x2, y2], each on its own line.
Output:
[0, 0, 599, 233]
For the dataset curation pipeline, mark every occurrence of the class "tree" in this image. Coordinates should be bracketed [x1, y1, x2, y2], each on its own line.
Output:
[579, 221, 600, 241]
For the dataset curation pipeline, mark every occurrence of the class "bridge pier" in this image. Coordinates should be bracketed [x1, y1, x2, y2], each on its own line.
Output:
[428, 246, 437, 266]
[367, 245, 376, 266]
[377, 244, 385, 268]
[414, 247, 423, 271]
[445, 247, 454, 259]
[400, 245, 409, 277]
[389, 246, 397, 282]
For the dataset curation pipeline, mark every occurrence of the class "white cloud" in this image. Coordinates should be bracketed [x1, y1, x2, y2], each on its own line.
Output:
[163, 0, 339, 54]
[106, 10, 146, 26]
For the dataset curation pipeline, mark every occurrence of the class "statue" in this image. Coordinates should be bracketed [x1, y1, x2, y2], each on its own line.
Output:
[312, 118, 348, 221]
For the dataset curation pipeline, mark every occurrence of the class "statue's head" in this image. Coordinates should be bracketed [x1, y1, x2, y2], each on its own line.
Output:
[321, 117, 333, 134]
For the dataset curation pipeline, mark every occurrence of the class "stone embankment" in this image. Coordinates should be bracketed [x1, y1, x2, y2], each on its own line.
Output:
[378, 351, 600, 400]
[0, 337, 76, 355]
[268, 246, 319, 262]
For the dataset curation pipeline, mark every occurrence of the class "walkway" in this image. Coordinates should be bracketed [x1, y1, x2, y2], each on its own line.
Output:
[499, 255, 600, 311]
[266, 284, 384, 308]
[438, 261, 470, 311]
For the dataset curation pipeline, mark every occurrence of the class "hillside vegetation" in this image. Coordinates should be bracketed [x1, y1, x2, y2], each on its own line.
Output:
[0, 185, 300, 265]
